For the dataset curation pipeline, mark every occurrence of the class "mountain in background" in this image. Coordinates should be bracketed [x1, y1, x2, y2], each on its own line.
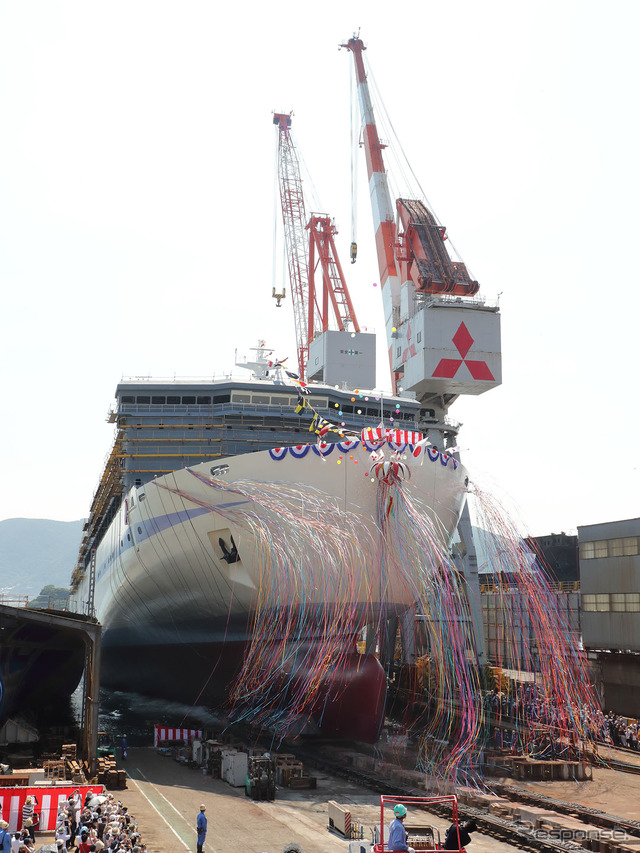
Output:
[0, 518, 85, 597]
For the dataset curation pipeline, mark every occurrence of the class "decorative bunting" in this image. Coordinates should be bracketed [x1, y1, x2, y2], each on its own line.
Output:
[289, 444, 311, 458]
[268, 447, 288, 461]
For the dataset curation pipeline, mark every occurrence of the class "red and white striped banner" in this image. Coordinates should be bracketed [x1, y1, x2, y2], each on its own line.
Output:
[153, 725, 202, 746]
[0, 785, 103, 833]
[361, 427, 424, 446]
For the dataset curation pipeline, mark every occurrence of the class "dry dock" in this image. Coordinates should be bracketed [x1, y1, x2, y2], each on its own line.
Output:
[34, 744, 640, 853]
[29, 747, 531, 853]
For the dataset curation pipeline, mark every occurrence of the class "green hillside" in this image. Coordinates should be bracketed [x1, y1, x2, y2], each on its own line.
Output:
[0, 518, 85, 598]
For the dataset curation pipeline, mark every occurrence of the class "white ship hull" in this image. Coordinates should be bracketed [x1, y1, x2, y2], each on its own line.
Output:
[81, 440, 467, 638]
[78, 437, 468, 741]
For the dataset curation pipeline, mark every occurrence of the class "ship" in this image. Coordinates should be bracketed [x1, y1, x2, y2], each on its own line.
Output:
[71, 37, 502, 744]
[71, 345, 470, 743]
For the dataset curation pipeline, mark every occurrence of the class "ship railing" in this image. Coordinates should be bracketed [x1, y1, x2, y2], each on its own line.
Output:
[119, 369, 258, 384]
[0, 594, 31, 608]
[398, 291, 500, 325]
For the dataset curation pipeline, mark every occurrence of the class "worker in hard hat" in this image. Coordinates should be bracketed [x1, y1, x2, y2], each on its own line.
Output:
[388, 804, 415, 853]
[196, 804, 207, 853]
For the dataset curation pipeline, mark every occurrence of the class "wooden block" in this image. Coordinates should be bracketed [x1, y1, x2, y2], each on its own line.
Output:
[287, 776, 317, 789]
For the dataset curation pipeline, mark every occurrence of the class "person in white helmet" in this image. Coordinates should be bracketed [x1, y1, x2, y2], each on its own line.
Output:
[196, 804, 207, 853]
[388, 804, 415, 853]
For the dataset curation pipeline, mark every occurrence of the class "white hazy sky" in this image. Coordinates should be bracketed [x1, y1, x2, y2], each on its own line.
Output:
[1, 1, 638, 537]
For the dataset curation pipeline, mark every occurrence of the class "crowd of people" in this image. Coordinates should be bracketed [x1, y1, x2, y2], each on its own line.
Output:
[0, 821, 36, 853]
[484, 685, 612, 759]
[485, 684, 640, 760]
[54, 789, 147, 853]
[0, 795, 40, 853]
[605, 711, 640, 749]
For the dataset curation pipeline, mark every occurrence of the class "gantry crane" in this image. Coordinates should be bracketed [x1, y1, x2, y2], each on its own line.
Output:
[273, 112, 364, 383]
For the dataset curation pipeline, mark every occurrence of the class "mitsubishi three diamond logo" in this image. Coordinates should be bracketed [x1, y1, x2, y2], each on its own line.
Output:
[432, 322, 495, 381]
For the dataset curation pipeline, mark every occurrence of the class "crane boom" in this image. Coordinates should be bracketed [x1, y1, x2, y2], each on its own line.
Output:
[308, 215, 360, 336]
[342, 38, 401, 392]
[273, 112, 316, 380]
[344, 36, 501, 409]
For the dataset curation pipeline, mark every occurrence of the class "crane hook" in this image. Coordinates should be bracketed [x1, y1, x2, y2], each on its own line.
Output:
[272, 286, 286, 307]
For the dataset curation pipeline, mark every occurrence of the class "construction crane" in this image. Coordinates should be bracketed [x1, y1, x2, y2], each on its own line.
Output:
[343, 36, 501, 406]
[273, 112, 362, 383]
[344, 36, 502, 667]
[307, 214, 360, 340]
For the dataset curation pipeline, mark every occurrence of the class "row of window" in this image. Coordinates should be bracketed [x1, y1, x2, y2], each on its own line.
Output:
[118, 391, 418, 420]
[120, 392, 322, 407]
[579, 537, 640, 559]
[120, 394, 231, 406]
[582, 593, 640, 612]
[231, 393, 327, 408]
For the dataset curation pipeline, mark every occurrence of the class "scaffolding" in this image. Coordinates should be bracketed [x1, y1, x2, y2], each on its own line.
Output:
[71, 430, 124, 592]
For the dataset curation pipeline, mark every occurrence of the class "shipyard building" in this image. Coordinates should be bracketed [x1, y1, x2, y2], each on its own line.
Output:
[479, 519, 640, 718]
[579, 517, 640, 715]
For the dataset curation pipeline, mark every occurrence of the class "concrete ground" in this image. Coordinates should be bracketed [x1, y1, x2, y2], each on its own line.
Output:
[499, 745, 640, 821]
[35, 745, 640, 853]
[35, 747, 519, 853]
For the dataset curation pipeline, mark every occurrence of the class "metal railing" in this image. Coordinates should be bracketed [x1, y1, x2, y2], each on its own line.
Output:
[0, 594, 91, 615]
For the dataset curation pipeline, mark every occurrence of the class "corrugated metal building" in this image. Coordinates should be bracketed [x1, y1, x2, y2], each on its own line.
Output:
[481, 586, 580, 671]
[578, 517, 640, 714]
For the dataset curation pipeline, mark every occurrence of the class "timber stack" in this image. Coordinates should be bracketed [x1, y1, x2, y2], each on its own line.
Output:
[96, 755, 127, 790]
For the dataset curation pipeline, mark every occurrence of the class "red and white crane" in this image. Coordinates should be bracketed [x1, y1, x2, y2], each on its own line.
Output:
[343, 37, 500, 405]
[344, 37, 502, 667]
[273, 112, 362, 383]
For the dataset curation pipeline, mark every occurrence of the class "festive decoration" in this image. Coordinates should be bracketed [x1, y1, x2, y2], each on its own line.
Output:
[154, 459, 601, 788]
[264, 440, 459, 471]
[311, 441, 335, 457]
[368, 458, 411, 484]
